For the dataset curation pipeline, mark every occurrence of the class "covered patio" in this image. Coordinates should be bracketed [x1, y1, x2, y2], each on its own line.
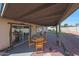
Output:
[0, 3, 79, 56]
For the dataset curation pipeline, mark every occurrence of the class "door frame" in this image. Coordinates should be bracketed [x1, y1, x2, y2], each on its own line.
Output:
[8, 22, 32, 47]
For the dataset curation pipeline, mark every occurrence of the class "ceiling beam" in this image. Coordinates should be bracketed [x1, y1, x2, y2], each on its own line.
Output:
[20, 16, 61, 25]
[18, 8, 65, 23]
[17, 3, 56, 19]
[23, 9, 65, 20]
[33, 15, 62, 22]
[18, 4, 68, 22]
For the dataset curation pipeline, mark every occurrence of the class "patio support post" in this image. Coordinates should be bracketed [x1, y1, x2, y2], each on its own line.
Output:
[59, 23, 61, 33]
[9, 24, 12, 47]
[56, 24, 61, 36]
[36, 25, 38, 34]
[45, 26, 48, 41]
[58, 24, 62, 47]
[9, 24, 14, 50]
[42, 26, 44, 37]
[28, 25, 32, 47]
[56, 25, 60, 46]
[56, 25, 59, 37]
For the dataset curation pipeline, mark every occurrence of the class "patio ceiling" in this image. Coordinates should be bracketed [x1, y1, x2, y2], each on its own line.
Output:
[1, 3, 79, 26]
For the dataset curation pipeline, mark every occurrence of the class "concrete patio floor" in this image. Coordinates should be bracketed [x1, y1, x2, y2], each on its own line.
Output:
[59, 32, 79, 56]
[1, 32, 79, 56]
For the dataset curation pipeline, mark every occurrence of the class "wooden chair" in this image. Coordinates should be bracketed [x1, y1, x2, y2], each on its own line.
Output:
[33, 37, 46, 52]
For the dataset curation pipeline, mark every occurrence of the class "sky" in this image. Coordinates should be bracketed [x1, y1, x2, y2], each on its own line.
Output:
[61, 9, 79, 26]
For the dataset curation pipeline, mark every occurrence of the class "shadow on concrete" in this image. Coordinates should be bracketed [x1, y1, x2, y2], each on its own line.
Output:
[59, 32, 79, 56]
[2, 32, 65, 56]
[3, 31, 79, 56]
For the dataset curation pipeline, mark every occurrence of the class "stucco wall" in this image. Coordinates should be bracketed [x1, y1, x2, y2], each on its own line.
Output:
[0, 20, 10, 50]
[0, 18, 38, 50]
[61, 27, 77, 33]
